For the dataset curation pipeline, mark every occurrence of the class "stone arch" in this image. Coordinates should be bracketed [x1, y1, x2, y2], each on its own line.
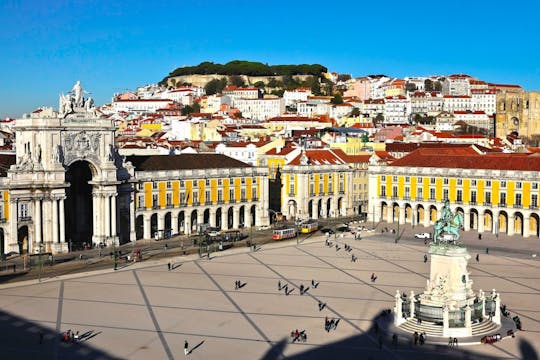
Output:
[227, 207, 234, 229]
[308, 200, 313, 219]
[18, 225, 29, 254]
[164, 212, 172, 238]
[216, 208, 222, 228]
[498, 211, 508, 234]
[150, 214, 158, 238]
[530, 213, 540, 237]
[250, 205, 256, 227]
[513, 211, 524, 236]
[429, 205, 438, 224]
[0, 228, 4, 258]
[381, 201, 388, 222]
[484, 210, 493, 233]
[337, 197, 344, 216]
[326, 198, 331, 218]
[65, 160, 95, 248]
[404, 203, 412, 224]
[177, 211, 185, 234]
[203, 208, 210, 225]
[239, 205, 245, 226]
[392, 202, 400, 222]
[416, 204, 425, 225]
[287, 200, 297, 220]
[317, 199, 323, 218]
[190, 210, 198, 232]
[135, 215, 144, 240]
[470, 208, 479, 230]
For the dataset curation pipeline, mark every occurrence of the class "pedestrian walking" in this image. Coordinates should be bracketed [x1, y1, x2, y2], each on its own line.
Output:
[476, 254, 480, 262]
[424, 254, 428, 263]
[167, 262, 171, 271]
[448, 336, 454, 348]
[453, 337, 458, 347]
[184, 340, 189, 356]
[300, 284, 304, 295]
[486, 247, 489, 254]
[413, 331, 418, 345]
[478, 233, 482, 240]
[39, 331, 43, 344]
[392, 333, 398, 349]
[278, 280, 282, 290]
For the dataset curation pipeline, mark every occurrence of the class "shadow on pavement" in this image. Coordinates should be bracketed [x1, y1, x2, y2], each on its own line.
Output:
[0, 309, 122, 359]
[260, 310, 537, 360]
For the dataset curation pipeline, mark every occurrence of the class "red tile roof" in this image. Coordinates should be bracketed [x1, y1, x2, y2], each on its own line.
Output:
[390, 148, 540, 171]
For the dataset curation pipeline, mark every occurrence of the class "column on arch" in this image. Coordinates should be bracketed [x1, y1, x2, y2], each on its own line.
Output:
[34, 198, 42, 245]
[52, 198, 59, 244]
[111, 193, 117, 238]
[143, 214, 151, 239]
[59, 197, 65, 244]
[507, 214, 515, 236]
[523, 214, 530, 238]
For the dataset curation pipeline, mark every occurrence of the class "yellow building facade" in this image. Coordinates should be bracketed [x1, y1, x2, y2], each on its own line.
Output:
[368, 149, 540, 238]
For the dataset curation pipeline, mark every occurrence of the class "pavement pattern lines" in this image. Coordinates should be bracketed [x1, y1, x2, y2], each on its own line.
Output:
[0, 234, 539, 359]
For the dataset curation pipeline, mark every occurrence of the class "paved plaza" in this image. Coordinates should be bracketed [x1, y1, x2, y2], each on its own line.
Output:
[0, 230, 539, 359]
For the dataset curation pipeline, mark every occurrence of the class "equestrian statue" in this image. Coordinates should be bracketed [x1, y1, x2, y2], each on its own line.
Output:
[433, 200, 464, 244]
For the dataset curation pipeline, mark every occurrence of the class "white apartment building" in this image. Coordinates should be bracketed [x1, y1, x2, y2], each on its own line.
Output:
[442, 95, 472, 113]
[112, 99, 174, 114]
[222, 86, 260, 104]
[384, 96, 411, 124]
[453, 110, 492, 132]
[362, 98, 385, 117]
[442, 75, 472, 96]
[370, 76, 391, 99]
[161, 88, 193, 105]
[471, 90, 497, 115]
[404, 77, 427, 92]
[410, 91, 444, 116]
[234, 98, 284, 121]
[283, 88, 311, 107]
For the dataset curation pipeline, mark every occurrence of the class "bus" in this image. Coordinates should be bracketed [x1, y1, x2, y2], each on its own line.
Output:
[300, 220, 319, 234]
[272, 226, 297, 241]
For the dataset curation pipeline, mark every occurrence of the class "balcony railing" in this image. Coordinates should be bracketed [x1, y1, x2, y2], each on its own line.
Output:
[217, 200, 225, 204]
[192, 201, 200, 206]
[483, 202, 491, 206]
[18, 216, 32, 222]
[530, 204, 539, 210]
[513, 204, 522, 208]
[499, 202, 506, 207]
[456, 200, 463, 204]
[470, 201, 477, 205]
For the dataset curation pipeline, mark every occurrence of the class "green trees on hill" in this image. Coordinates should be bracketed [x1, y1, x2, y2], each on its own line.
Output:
[166, 60, 327, 78]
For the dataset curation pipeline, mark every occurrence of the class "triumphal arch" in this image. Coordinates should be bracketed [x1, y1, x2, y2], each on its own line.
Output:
[5, 82, 134, 254]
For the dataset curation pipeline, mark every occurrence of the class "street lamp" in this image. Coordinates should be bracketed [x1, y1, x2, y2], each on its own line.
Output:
[38, 243, 44, 282]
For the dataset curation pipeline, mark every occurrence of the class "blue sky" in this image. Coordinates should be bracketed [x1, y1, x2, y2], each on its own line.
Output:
[1, 0, 539, 118]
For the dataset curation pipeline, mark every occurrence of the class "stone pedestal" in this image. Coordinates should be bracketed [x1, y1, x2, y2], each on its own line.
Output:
[51, 242, 69, 254]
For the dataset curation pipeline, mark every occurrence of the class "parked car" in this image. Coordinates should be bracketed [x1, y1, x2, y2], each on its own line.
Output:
[320, 228, 335, 235]
[336, 224, 351, 232]
[414, 232, 431, 239]
[257, 225, 271, 231]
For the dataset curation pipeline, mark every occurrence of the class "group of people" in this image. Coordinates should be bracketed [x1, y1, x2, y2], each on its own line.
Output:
[290, 329, 307, 343]
[448, 336, 459, 348]
[413, 331, 426, 346]
[61, 330, 80, 344]
[324, 317, 340, 332]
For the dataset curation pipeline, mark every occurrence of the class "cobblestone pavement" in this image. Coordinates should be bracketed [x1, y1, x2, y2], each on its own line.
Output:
[0, 227, 538, 359]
